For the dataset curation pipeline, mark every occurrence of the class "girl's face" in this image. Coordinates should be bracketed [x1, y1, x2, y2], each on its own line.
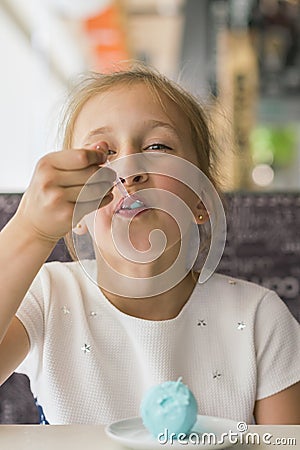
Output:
[73, 83, 202, 266]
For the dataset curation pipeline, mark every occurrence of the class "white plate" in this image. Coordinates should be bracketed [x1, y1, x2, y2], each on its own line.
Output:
[105, 415, 239, 449]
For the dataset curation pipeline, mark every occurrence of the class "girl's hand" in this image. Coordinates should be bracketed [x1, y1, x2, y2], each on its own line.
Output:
[16, 148, 116, 244]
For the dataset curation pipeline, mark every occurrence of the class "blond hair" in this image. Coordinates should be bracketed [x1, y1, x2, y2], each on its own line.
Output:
[59, 62, 223, 262]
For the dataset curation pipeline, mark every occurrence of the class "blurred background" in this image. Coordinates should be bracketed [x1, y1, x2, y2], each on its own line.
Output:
[1, 1, 300, 421]
[0, 0, 300, 192]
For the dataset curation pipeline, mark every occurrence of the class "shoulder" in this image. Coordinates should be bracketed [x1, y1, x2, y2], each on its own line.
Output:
[191, 272, 292, 322]
[200, 272, 270, 303]
[39, 259, 96, 280]
[29, 260, 97, 298]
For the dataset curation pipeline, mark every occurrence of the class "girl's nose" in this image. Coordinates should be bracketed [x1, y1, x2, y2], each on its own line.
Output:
[121, 173, 149, 187]
[117, 151, 149, 187]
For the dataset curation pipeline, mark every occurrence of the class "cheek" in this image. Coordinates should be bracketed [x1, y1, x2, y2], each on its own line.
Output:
[155, 176, 197, 209]
[92, 207, 113, 247]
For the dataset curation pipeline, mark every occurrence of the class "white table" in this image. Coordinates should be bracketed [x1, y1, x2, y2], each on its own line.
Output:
[0, 425, 299, 450]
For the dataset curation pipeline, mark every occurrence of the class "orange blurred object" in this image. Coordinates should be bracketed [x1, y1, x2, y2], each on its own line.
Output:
[83, 1, 130, 72]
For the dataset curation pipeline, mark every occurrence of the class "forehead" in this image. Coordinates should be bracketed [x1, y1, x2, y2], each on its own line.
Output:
[73, 82, 192, 145]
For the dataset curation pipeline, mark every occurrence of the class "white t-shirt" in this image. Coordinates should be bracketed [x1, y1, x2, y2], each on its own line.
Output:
[16, 260, 300, 425]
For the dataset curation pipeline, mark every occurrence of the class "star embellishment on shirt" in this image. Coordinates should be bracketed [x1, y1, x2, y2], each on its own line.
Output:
[81, 344, 91, 354]
[61, 305, 70, 315]
[237, 321, 246, 330]
[197, 319, 207, 326]
[213, 370, 222, 379]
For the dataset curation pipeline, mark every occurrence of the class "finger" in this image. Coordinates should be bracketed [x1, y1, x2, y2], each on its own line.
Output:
[86, 140, 109, 153]
[45, 148, 107, 171]
[65, 181, 114, 204]
[57, 165, 116, 188]
[72, 194, 113, 225]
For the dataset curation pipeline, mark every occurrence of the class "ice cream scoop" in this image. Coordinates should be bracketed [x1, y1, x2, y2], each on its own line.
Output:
[140, 378, 198, 439]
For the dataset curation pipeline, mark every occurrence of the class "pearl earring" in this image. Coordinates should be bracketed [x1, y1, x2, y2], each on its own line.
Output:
[73, 221, 88, 235]
[198, 215, 203, 220]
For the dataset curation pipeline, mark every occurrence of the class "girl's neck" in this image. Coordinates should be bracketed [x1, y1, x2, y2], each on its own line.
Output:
[95, 234, 199, 320]
[100, 270, 199, 321]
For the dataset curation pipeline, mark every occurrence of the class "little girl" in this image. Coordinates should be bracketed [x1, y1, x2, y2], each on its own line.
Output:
[0, 63, 299, 425]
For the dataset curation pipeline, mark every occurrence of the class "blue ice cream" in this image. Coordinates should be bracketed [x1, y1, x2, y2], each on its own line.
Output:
[140, 378, 198, 439]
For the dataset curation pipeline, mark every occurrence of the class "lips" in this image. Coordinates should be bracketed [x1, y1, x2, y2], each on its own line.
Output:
[115, 194, 148, 217]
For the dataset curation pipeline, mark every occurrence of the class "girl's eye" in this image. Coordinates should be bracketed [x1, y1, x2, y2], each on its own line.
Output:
[107, 149, 117, 156]
[145, 143, 172, 152]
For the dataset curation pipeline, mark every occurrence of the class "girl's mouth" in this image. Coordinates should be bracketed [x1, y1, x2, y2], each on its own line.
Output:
[115, 195, 149, 218]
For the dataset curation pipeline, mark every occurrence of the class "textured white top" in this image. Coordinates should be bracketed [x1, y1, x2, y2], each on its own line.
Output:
[16, 261, 300, 425]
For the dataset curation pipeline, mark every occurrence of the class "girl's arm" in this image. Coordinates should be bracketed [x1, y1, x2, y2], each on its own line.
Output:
[0, 148, 111, 385]
[0, 317, 31, 386]
[0, 215, 55, 385]
[254, 381, 300, 424]
[0, 215, 56, 345]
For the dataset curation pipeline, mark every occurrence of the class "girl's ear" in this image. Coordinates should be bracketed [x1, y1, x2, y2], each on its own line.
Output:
[73, 219, 88, 235]
[195, 201, 209, 225]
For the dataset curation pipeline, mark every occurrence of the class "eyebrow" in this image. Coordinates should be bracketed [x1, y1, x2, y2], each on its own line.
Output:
[147, 120, 179, 136]
[84, 120, 179, 143]
[84, 126, 113, 142]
